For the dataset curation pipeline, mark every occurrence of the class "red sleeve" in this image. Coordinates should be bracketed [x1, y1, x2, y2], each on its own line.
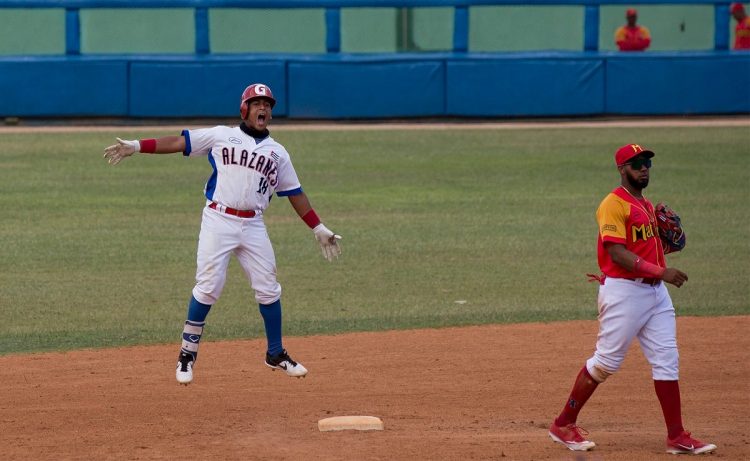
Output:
[633, 37, 650, 51]
[634, 27, 651, 50]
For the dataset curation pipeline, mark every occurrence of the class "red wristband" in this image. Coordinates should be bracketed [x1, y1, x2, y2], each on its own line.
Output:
[634, 257, 665, 279]
[139, 138, 157, 153]
[301, 210, 321, 229]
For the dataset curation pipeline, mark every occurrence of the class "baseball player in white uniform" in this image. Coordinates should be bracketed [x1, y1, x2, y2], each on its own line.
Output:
[103, 83, 341, 385]
[548, 144, 716, 455]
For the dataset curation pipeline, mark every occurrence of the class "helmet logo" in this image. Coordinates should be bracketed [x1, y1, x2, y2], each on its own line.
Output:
[240, 83, 274, 118]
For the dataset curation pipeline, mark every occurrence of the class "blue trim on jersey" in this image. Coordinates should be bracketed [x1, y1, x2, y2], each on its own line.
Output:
[205, 151, 218, 200]
[276, 187, 303, 197]
[181, 129, 191, 156]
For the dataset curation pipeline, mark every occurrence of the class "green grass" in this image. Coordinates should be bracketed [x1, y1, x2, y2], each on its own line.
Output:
[0, 126, 747, 355]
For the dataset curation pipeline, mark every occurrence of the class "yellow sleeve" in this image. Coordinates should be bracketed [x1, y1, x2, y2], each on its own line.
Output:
[639, 26, 651, 39]
[614, 26, 626, 42]
[596, 194, 628, 243]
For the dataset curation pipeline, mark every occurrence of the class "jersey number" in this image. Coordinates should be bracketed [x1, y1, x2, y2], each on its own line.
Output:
[257, 177, 269, 195]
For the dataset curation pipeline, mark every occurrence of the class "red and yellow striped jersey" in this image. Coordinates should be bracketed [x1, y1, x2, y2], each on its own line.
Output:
[596, 187, 665, 278]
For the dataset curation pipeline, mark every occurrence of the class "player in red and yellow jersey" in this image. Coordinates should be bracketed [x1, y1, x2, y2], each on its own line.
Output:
[596, 149, 669, 283]
[547, 144, 717, 455]
[731, 3, 750, 49]
[615, 8, 651, 51]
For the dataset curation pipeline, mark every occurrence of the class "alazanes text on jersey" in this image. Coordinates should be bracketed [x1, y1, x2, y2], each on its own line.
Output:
[221, 147, 278, 187]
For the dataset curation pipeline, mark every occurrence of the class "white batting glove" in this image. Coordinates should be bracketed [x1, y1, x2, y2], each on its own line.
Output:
[313, 224, 342, 262]
[103, 138, 139, 165]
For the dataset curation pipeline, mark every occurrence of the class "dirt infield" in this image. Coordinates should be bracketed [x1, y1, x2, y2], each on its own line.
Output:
[2, 316, 747, 460]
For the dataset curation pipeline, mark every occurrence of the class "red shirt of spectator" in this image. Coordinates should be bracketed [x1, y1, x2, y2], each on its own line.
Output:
[615, 8, 651, 51]
[731, 3, 750, 50]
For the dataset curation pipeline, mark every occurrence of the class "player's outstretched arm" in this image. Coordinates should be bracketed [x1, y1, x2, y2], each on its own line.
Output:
[103, 135, 186, 165]
[287, 193, 342, 262]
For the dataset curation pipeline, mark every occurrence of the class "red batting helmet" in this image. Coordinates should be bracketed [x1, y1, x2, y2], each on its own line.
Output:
[240, 83, 276, 119]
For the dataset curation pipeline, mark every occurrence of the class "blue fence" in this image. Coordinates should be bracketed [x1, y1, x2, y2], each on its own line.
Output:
[1, 0, 748, 118]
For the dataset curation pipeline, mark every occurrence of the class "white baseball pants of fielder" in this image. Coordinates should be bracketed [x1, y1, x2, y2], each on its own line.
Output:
[191, 206, 281, 306]
[586, 277, 679, 381]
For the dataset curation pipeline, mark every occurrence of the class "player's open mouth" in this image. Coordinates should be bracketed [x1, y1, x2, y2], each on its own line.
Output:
[258, 114, 266, 122]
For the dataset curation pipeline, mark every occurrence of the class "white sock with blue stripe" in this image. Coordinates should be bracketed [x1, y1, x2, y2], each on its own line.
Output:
[181, 296, 211, 360]
[181, 320, 204, 360]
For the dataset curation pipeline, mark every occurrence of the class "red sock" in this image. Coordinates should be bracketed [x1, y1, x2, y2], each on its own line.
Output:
[654, 380, 684, 439]
[555, 366, 599, 426]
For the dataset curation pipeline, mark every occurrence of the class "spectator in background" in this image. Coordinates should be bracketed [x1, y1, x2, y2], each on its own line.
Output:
[731, 3, 750, 49]
[615, 8, 651, 51]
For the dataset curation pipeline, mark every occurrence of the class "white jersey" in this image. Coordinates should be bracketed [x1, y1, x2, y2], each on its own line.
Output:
[182, 126, 301, 212]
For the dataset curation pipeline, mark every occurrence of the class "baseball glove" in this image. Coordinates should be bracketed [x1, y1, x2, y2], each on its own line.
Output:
[655, 203, 686, 254]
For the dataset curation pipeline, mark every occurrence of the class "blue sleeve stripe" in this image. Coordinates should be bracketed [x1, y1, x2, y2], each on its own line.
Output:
[182, 129, 191, 156]
[276, 187, 303, 197]
[204, 152, 217, 201]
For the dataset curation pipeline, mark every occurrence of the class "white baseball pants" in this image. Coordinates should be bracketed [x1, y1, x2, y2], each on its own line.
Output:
[191, 206, 281, 306]
[586, 277, 679, 381]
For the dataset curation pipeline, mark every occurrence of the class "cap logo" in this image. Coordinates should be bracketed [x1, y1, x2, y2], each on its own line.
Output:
[253, 84, 268, 96]
[630, 144, 643, 153]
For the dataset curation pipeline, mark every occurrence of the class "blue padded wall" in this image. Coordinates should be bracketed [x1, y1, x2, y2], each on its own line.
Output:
[287, 59, 445, 118]
[446, 55, 605, 117]
[0, 59, 127, 116]
[0, 53, 748, 118]
[606, 53, 750, 114]
[129, 60, 287, 117]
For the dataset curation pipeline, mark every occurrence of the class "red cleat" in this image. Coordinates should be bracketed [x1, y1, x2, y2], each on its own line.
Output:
[666, 431, 717, 455]
[548, 422, 596, 451]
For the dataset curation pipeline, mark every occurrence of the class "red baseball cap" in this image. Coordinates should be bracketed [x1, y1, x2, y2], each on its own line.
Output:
[731, 3, 745, 14]
[626, 8, 638, 17]
[615, 144, 655, 166]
